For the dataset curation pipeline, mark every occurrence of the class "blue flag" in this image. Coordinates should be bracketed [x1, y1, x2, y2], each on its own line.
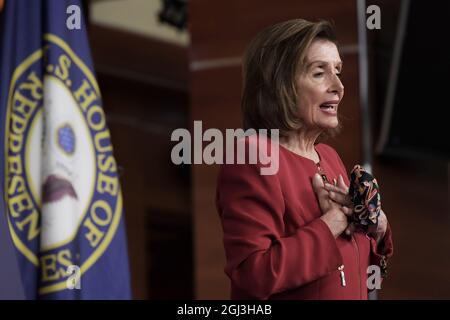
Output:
[0, 0, 131, 299]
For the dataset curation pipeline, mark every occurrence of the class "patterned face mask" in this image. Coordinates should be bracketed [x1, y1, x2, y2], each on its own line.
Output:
[348, 165, 381, 234]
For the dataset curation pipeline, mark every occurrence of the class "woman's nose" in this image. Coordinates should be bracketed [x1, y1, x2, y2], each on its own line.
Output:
[328, 74, 344, 97]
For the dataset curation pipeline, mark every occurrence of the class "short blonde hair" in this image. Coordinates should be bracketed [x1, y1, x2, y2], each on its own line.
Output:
[241, 19, 342, 139]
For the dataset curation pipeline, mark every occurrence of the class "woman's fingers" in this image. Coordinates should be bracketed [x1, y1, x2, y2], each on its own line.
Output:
[325, 175, 349, 193]
[312, 173, 330, 213]
[312, 173, 324, 187]
[341, 205, 353, 217]
[337, 174, 349, 193]
[324, 176, 352, 207]
[312, 173, 326, 197]
[328, 190, 353, 207]
[324, 182, 346, 194]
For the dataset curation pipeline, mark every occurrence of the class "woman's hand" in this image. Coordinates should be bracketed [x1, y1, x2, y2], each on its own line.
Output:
[372, 209, 388, 245]
[312, 173, 352, 238]
[324, 175, 388, 243]
[323, 174, 352, 208]
[318, 174, 356, 237]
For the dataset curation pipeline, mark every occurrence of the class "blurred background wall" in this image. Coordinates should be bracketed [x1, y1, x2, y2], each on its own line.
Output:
[83, 0, 449, 299]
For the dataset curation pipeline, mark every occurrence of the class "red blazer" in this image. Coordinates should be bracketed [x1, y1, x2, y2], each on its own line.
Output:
[216, 136, 393, 300]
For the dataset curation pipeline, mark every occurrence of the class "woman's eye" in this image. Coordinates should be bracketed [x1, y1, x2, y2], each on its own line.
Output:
[313, 72, 324, 78]
[336, 73, 342, 78]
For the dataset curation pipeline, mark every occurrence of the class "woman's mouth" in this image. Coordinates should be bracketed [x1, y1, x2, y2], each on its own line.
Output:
[319, 103, 338, 115]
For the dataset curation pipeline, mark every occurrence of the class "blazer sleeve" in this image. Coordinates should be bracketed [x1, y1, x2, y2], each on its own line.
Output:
[216, 161, 343, 299]
[369, 222, 394, 278]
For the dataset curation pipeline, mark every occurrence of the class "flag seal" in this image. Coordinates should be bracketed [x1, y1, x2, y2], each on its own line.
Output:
[5, 34, 123, 296]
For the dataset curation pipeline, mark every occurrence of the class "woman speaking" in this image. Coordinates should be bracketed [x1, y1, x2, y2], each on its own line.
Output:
[216, 19, 393, 300]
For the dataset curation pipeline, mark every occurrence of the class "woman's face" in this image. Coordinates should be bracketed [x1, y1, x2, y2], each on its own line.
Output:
[295, 39, 344, 131]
